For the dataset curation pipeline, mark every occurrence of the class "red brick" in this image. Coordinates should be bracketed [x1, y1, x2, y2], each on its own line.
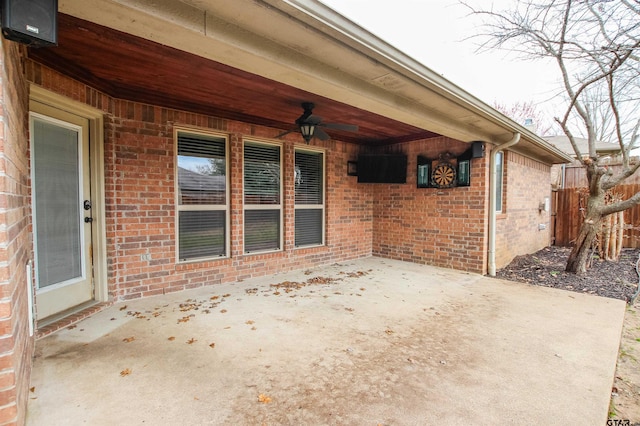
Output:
[19, 58, 553, 422]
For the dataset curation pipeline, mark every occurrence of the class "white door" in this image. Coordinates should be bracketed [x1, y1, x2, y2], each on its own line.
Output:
[30, 106, 94, 320]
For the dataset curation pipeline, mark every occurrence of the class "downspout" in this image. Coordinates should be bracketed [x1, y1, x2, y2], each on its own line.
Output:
[488, 133, 520, 276]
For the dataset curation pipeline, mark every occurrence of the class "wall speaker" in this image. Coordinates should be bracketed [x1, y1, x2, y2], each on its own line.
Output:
[1, 0, 57, 47]
[471, 141, 485, 158]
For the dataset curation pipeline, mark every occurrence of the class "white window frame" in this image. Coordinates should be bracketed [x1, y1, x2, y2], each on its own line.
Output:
[175, 128, 230, 263]
[243, 140, 283, 254]
[294, 147, 325, 248]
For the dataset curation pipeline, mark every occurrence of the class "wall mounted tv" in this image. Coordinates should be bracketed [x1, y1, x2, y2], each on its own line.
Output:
[357, 154, 407, 183]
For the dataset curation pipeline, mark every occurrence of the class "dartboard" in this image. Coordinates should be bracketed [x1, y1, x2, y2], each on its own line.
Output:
[432, 162, 456, 188]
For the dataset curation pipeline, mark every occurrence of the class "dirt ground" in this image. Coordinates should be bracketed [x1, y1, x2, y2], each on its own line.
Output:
[497, 246, 640, 422]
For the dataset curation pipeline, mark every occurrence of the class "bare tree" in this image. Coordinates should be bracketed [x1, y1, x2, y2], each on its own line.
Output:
[493, 100, 559, 136]
[465, 0, 640, 273]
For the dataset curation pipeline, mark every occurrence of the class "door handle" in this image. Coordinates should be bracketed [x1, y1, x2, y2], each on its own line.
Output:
[84, 200, 92, 210]
[84, 217, 93, 223]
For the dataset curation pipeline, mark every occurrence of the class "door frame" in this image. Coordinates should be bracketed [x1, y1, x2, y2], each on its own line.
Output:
[29, 85, 108, 314]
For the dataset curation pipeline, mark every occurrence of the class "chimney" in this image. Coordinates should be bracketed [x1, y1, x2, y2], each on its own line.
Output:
[524, 118, 537, 133]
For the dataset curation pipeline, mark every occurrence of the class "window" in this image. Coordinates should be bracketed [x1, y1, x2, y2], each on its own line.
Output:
[244, 141, 282, 253]
[495, 151, 504, 213]
[457, 149, 472, 187]
[176, 131, 228, 261]
[295, 149, 324, 247]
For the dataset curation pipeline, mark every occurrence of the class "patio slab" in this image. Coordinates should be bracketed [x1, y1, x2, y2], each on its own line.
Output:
[26, 257, 625, 425]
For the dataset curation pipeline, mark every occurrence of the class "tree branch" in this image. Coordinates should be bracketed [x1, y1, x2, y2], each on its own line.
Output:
[602, 159, 640, 190]
[601, 192, 640, 216]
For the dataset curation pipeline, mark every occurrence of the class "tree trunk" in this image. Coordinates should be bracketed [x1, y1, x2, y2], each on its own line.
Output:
[602, 214, 611, 259]
[616, 211, 624, 259]
[566, 216, 602, 273]
[610, 213, 618, 260]
[566, 162, 607, 274]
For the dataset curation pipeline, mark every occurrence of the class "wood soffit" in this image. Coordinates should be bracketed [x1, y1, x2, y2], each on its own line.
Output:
[28, 13, 439, 146]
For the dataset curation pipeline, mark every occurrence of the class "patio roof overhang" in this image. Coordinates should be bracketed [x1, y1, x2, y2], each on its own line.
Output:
[29, 0, 573, 164]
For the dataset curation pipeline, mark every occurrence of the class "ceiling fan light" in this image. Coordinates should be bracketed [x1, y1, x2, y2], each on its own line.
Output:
[299, 123, 315, 143]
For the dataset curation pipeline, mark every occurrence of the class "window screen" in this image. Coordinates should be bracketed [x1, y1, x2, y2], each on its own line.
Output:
[495, 151, 504, 212]
[176, 132, 227, 261]
[295, 150, 324, 247]
[244, 142, 282, 253]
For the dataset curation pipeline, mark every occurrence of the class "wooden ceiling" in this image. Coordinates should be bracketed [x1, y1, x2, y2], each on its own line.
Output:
[28, 13, 439, 145]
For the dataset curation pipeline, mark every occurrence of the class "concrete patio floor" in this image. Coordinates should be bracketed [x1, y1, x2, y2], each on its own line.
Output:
[26, 257, 626, 425]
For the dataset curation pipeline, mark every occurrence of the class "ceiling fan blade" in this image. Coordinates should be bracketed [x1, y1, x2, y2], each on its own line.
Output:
[298, 114, 322, 125]
[275, 129, 295, 138]
[322, 123, 359, 132]
[315, 128, 331, 141]
[307, 115, 323, 125]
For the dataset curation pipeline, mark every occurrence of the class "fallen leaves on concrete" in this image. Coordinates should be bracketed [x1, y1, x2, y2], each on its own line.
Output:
[177, 315, 193, 324]
[257, 394, 272, 403]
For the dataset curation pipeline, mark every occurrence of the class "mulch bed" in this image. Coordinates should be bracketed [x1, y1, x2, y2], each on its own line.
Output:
[496, 246, 640, 302]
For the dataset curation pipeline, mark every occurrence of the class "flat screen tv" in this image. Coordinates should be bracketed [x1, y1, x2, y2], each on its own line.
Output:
[357, 154, 407, 183]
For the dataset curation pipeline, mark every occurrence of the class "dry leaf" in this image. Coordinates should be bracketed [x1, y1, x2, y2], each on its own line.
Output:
[258, 394, 272, 403]
[30, 387, 35, 393]
[220, 309, 227, 314]
[210, 295, 219, 301]
[122, 336, 135, 343]
[385, 329, 394, 335]
[187, 338, 197, 344]
[209, 342, 216, 349]
[251, 326, 257, 331]
[119, 305, 127, 311]
[67, 325, 77, 330]
[168, 336, 175, 341]
[246, 320, 255, 325]
[120, 368, 132, 377]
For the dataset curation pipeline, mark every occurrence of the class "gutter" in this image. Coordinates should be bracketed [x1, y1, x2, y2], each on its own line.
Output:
[488, 133, 521, 276]
[281, 0, 572, 164]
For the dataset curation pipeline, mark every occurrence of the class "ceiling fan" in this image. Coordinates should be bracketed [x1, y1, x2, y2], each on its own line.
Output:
[277, 102, 359, 143]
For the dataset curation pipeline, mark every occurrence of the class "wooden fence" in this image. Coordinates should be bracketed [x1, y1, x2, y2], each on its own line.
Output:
[562, 164, 640, 188]
[554, 184, 640, 248]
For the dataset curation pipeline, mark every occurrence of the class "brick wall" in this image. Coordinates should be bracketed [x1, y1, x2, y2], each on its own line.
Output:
[495, 151, 551, 268]
[0, 40, 34, 425]
[27, 62, 373, 302]
[370, 138, 490, 274]
[25, 61, 551, 296]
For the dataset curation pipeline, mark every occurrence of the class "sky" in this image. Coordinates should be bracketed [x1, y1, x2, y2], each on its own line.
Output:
[319, 0, 561, 123]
